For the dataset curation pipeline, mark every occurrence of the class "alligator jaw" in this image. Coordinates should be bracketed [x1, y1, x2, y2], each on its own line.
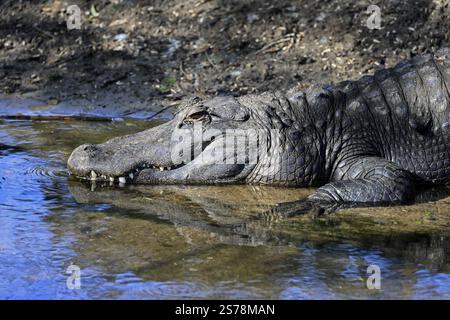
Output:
[67, 120, 186, 185]
[78, 162, 186, 185]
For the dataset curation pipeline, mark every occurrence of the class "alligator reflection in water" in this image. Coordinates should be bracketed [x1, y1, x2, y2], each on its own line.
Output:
[66, 181, 450, 298]
[2, 117, 450, 298]
[68, 182, 450, 246]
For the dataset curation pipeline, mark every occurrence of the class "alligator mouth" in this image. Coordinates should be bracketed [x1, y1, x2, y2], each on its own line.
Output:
[78, 161, 186, 185]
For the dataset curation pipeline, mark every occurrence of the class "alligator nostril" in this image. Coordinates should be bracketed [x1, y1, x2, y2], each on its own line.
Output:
[79, 144, 98, 158]
[82, 144, 96, 152]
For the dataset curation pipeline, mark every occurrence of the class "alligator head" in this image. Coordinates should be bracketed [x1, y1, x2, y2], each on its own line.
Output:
[68, 92, 325, 186]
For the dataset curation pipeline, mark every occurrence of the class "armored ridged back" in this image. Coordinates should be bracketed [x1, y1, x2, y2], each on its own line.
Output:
[241, 50, 450, 185]
[337, 48, 450, 135]
[331, 49, 450, 183]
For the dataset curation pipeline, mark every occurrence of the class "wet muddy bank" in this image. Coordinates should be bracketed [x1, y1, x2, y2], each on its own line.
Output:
[1, 0, 449, 114]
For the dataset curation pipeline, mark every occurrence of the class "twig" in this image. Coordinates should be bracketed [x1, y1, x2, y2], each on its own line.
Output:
[179, 61, 187, 77]
[254, 36, 294, 55]
[32, 25, 55, 39]
[146, 104, 178, 120]
[205, 52, 217, 69]
[194, 0, 210, 7]
[100, 73, 128, 88]
[44, 55, 79, 69]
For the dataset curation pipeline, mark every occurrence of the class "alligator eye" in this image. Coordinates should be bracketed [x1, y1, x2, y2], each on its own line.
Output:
[184, 110, 211, 124]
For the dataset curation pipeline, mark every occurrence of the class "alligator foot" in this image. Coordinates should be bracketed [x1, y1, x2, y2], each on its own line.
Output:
[260, 157, 417, 221]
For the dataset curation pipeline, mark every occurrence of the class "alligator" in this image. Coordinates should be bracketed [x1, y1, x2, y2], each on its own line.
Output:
[68, 49, 450, 215]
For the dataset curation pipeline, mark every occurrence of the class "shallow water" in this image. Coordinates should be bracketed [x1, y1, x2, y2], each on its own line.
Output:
[1, 118, 450, 299]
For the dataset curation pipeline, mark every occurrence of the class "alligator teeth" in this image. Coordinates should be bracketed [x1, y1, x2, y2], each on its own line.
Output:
[83, 163, 184, 184]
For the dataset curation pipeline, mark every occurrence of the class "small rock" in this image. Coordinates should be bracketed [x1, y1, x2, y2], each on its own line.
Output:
[114, 33, 128, 42]
[247, 13, 259, 23]
[298, 56, 316, 65]
[230, 70, 242, 78]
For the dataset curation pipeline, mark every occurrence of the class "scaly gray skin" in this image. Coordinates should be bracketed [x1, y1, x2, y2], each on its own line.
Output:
[68, 49, 450, 214]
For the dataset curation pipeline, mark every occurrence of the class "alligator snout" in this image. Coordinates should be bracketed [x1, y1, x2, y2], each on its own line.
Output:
[67, 121, 194, 184]
[67, 144, 100, 177]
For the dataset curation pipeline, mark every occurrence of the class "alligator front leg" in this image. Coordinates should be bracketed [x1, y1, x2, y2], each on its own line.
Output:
[312, 157, 416, 203]
[262, 157, 416, 219]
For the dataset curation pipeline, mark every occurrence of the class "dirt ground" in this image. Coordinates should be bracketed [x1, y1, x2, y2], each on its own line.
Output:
[0, 0, 449, 113]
